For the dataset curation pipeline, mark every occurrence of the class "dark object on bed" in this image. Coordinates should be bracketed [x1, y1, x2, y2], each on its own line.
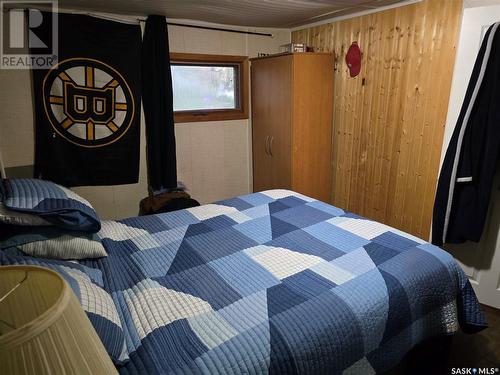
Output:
[139, 190, 200, 215]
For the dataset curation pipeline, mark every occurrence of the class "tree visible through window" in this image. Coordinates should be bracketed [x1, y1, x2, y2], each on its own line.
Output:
[172, 65, 236, 111]
[169, 53, 248, 123]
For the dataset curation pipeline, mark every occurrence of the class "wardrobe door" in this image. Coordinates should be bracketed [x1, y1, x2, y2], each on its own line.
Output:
[251, 115, 273, 193]
[251, 55, 292, 192]
[291, 53, 333, 202]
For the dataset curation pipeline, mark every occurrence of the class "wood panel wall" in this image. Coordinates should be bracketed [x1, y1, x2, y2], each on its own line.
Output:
[292, 0, 462, 239]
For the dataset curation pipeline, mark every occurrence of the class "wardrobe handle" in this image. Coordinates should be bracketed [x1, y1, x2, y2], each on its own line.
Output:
[265, 136, 270, 156]
[269, 136, 274, 157]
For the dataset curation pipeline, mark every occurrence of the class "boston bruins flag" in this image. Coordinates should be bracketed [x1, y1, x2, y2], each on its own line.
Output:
[32, 13, 141, 186]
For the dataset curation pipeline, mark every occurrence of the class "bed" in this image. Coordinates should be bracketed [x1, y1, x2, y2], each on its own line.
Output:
[0, 187, 487, 374]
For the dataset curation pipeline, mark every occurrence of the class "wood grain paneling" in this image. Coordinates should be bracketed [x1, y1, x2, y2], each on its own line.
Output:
[292, 0, 462, 239]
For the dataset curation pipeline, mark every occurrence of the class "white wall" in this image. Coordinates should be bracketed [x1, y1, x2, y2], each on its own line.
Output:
[440, 2, 500, 161]
[0, 16, 290, 219]
[464, 0, 500, 7]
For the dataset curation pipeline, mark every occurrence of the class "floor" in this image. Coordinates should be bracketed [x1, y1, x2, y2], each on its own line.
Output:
[387, 305, 500, 374]
[447, 305, 500, 368]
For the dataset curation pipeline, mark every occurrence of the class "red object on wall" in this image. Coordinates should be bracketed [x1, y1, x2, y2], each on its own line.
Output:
[345, 41, 361, 77]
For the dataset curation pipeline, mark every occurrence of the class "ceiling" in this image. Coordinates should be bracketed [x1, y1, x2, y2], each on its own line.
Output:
[57, 0, 408, 28]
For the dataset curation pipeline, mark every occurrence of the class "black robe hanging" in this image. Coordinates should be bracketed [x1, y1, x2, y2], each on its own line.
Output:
[432, 22, 500, 246]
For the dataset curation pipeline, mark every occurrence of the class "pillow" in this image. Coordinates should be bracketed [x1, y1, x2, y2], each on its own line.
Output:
[62, 266, 127, 364]
[0, 178, 101, 232]
[0, 202, 52, 226]
[0, 254, 127, 364]
[0, 226, 107, 260]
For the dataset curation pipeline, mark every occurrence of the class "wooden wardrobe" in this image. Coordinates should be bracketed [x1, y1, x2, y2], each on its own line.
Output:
[250, 52, 334, 202]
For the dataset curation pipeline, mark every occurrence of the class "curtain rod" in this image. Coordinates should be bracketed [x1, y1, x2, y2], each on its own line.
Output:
[4, 7, 274, 37]
[163, 22, 273, 37]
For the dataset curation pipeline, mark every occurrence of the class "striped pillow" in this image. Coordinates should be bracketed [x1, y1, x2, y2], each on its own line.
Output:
[0, 226, 107, 260]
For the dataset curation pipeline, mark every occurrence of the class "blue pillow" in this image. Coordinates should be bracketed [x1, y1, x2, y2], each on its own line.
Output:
[0, 179, 101, 232]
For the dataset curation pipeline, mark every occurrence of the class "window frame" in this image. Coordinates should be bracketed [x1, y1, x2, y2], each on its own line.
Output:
[169, 53, 249, 123]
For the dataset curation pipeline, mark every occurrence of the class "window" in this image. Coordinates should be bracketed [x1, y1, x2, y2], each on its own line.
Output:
[170, 53, 249, 123]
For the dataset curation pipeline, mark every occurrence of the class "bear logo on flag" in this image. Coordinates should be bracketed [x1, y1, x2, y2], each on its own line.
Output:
[42, 57, 135, 148]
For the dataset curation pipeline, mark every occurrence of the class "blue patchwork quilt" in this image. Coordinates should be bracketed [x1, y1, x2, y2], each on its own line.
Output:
[0, 190, 487, 374]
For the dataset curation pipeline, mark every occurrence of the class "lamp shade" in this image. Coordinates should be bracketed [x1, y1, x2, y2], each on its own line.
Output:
[0, 265, 117, 374]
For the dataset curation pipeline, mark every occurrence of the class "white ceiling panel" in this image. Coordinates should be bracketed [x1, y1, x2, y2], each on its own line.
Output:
[56, 0, 407, 28]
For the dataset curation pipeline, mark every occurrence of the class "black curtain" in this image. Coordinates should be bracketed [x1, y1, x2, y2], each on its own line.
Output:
[142, 15, 177, 193]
